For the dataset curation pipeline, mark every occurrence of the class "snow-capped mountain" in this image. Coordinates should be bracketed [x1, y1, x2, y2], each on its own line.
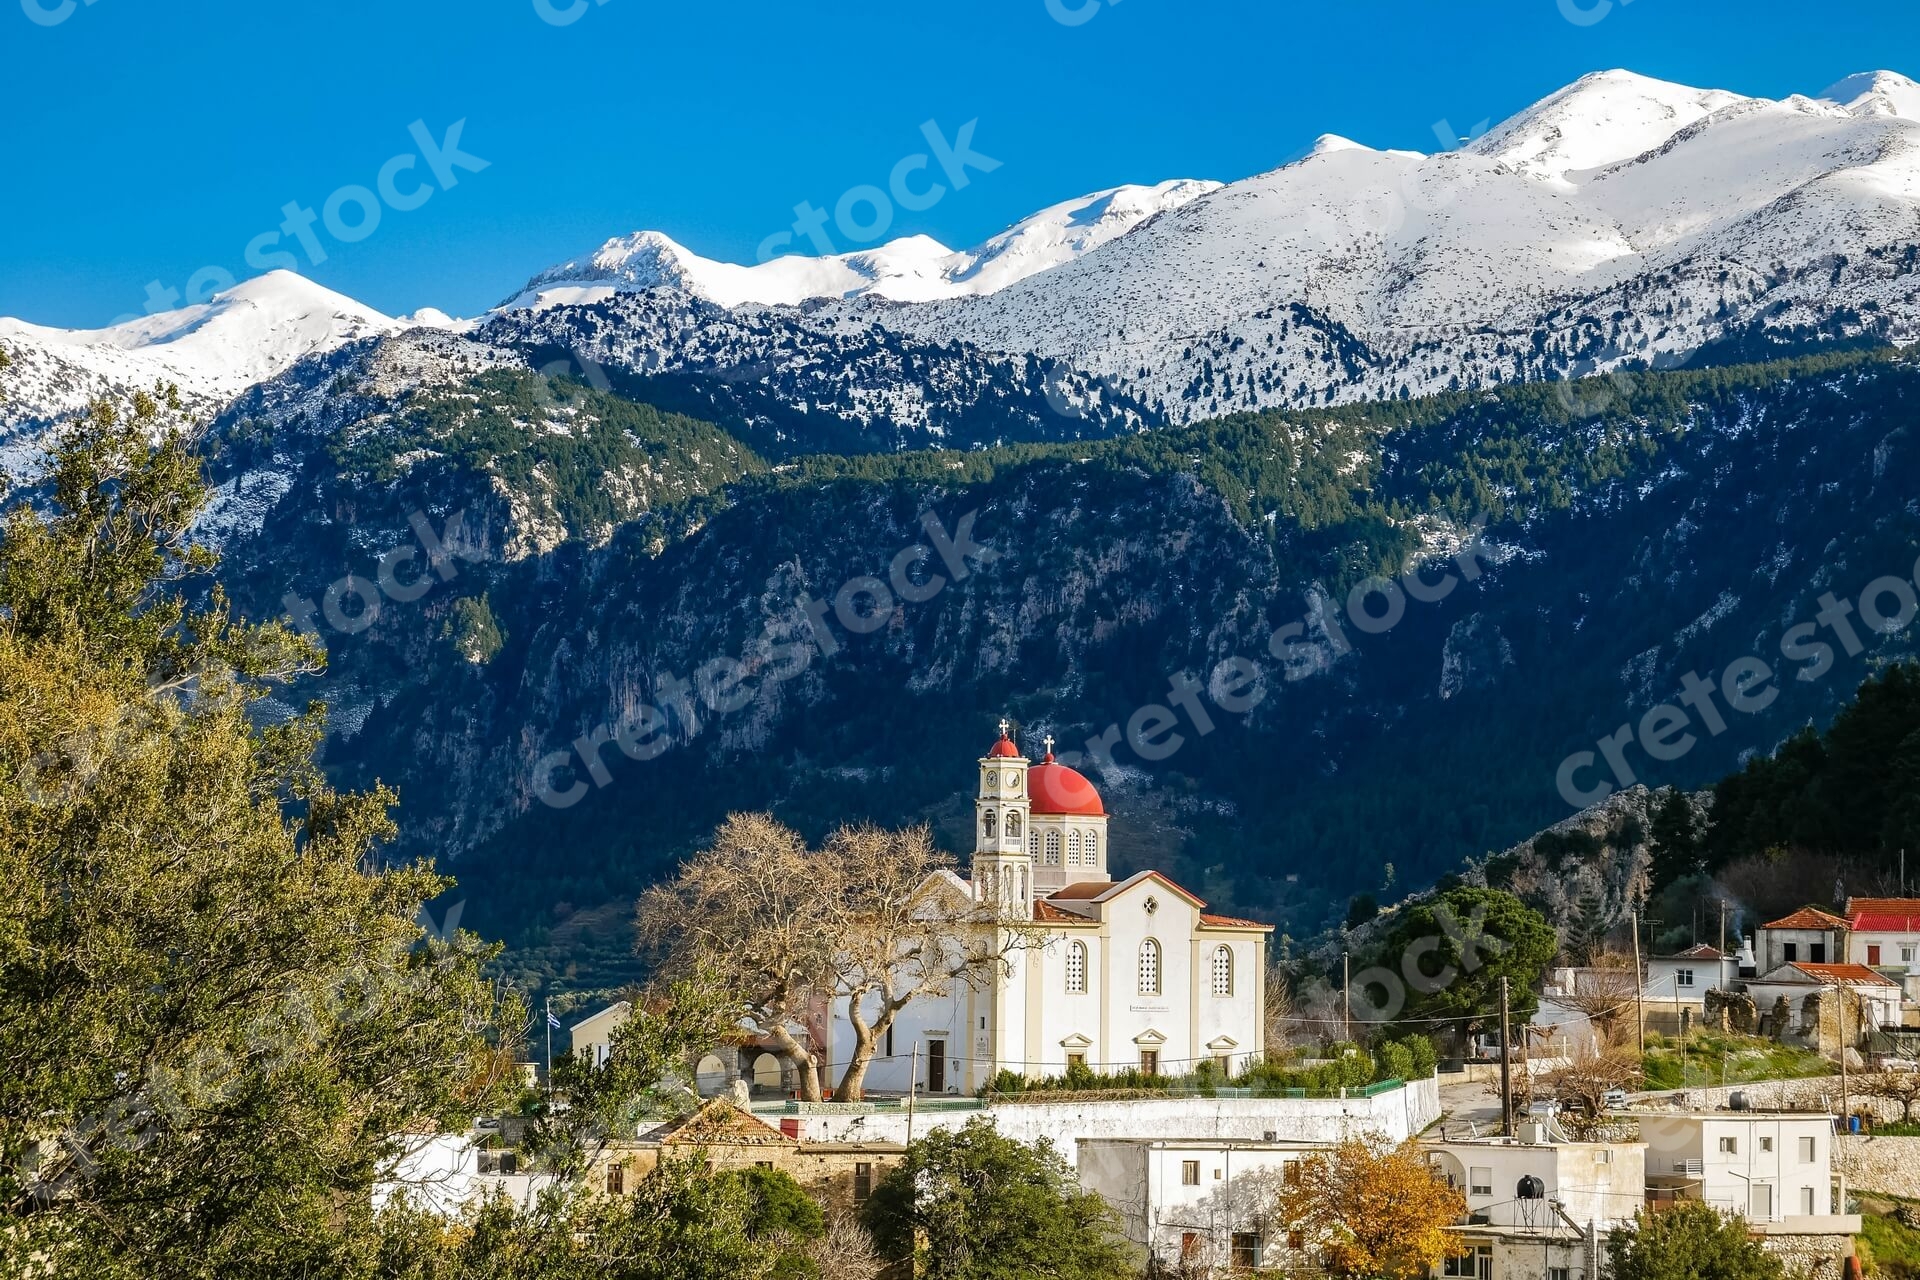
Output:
[500, 179, 1220, 310]
[882, 69, 1920, 420]
[0, 271, 402, 469]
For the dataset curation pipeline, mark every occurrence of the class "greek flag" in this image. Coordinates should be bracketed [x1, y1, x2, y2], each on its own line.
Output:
[546, 1008, 561, 1029]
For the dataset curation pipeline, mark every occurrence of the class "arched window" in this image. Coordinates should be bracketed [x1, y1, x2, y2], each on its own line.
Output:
[1138, 939, 1161, 996]
[1045, 831, 1061, 866]
[1029, 830, 1040, 858]
[1211, 945, 1234, 997]
[1007, 811, 1022, 838]
[1066, 831, 1081, 866]
[1088, 830, 1100, 862]
[982, 811, 996, 840]
[1066, 941, 1087, 994]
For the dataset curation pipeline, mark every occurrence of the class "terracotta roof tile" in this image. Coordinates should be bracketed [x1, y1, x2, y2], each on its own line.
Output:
[1761, 906, 1849, 931]
[1790, 962, 1900, 987]
[1200, 912, 1271, 930]
[1848, 898, 1920, 932]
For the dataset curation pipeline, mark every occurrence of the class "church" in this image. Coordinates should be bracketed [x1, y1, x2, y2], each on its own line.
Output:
[827, 724, 1273, 1095]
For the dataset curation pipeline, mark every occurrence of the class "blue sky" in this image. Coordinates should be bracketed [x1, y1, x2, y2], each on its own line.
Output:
[4, 0, 1916, 327]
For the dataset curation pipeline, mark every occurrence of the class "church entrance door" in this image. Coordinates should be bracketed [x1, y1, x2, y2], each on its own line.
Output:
[927, 1040, 946, 1094]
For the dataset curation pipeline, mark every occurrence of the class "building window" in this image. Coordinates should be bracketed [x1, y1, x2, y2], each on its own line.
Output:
[1676, 968, 1694, 988]
[1719, 1136, 1738, 1154]
[1802, 1186, 1817, 1215]
[1799, 1136, 1816, 1162]
[1784, 942, 1798, 962]
[1045, 831, 1061, 866]
[1211, 946, 1234, 997]
[982, 811, 996, 840]
[853, 1162, 873, 1202]
[1007, 812, 1021, 838]
[606, 1162, 624, 1195]
[1812, 942, 1827, 963]
[1215, 1053, 1232, 1075]
[1066, 1052, 1086, 1072]
[1760, 1137, 1773, 1153]
[1549, 1269, 1571, 1280]
[1181, 1160, 1200, 1186]
[1066, 941, 1088, 994]
[1140, 1049, 1160, 1075]
[1230, 1233, 1261, 1269]
[1029, 831, 1039, 858]
[1138, 939, 1162, 996]
[1089, 830, 1100, 861]
[1469, 1167, 1492, 1196]
[1903, 944, 1916, 964]
[1444, 1246, 1493, 1276]
[1180, 1233, 1200, 1263]
[1067, 830, 1081, 865]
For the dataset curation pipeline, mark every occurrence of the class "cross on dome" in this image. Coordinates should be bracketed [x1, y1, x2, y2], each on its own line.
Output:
[1043, 734, 1055, 754]
[998, 718, 1011, 737]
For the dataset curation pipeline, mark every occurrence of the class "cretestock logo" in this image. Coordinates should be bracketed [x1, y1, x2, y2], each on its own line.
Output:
[1558, 0, 1635, 27]
[754, 120, 1000, 263]
[1345, 903, 1508, 1024]
[533, 0, 610, 24]
[118, 120, 489, 323]
[534, 508, 996, 809]
[1045, 0, 1119, 27]
[21, 0, 94, 26]
[281, 511, 482, 646]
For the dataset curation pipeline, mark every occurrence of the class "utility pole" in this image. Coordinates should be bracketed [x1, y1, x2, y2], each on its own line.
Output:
[907, 1043, 920, 1147]
[1343, 953, 1352, 1045]
[1500, 976, 1514, 1139]
[1840, 992, 1851, 1133]
[1631, 908, 1646, 1057]
[544, 997, 554, 1101]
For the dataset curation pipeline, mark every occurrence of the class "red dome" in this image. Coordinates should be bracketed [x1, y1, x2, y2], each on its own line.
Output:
[1028, 758, 1104, 816]
[987, 734, 1020, 758]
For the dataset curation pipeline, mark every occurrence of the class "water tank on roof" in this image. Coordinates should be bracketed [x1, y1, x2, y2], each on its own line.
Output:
[1517, 1175, 1546, 1200]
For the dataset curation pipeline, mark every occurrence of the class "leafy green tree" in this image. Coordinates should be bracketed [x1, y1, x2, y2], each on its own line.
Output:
[862, 1119, 1133, 1280]
[1606, 1202, 1782, 1280]
[1377, 887, 1558, 1041]
[0, 395, 523, 1278]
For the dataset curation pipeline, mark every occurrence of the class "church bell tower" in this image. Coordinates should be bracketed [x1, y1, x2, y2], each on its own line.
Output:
[974, 720, 1034, 911]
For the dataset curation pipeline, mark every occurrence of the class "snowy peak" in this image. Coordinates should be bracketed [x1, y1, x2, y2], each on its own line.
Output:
[1467, 69, 1749, 178]
[503, 179, 1221, 312]
[1821, 70, 1920, 119]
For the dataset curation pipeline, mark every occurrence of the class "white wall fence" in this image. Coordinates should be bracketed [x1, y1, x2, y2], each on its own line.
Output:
[765, 1075, 1441, 1154]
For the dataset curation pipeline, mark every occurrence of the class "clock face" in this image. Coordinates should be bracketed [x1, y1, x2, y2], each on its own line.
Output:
[985, 771, 998, 788]
[1010, 775, 1021, 794]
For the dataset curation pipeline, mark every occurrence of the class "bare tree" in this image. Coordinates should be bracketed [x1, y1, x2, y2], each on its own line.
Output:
[1859, 1070, 1920, 1122]
[636, 813, 835, 1101]
[804, 1212, 885, 1280]
[822, 823, 1042, 1101]
[1550, 952, 1640, 1048]
[1540, 1051, 1643, 1139]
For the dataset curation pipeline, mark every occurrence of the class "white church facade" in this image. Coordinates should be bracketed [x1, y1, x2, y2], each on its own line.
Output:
[827, 725, 1272, 1096]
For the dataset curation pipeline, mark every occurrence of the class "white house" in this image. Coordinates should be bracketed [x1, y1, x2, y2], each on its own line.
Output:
[1846, 897, 1920, 1003]
[1637, 1111, 1844, 1223]
[1076, 1137, 1317, 1273]
[569, 1000, 632, 1068]
[1423, 1132, 1646, 1280]
[1646, 943, 1740, 1003]
[827, 725, 1272, 1095]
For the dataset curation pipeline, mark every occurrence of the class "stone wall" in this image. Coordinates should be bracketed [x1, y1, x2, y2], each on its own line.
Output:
[1755, 1227, 1857, 1280]
[1837, 1134, 1920, 1197]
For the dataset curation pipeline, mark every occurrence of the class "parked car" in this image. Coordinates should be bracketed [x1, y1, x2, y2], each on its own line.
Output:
[1602, 1087, 1628, 1109]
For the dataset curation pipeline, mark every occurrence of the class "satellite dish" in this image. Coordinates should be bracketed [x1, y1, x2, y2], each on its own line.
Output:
[1517, 1175, 1546, 1200]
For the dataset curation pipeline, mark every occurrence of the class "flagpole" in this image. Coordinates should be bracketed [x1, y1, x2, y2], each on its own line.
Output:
[545, 998, 554, 1100]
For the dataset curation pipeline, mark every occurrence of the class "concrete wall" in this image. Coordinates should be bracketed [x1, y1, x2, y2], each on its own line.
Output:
[772, 1075, 1441, 1153]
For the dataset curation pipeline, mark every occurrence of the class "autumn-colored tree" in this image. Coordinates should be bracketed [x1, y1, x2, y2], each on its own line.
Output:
[1274, 1134, 1466, 1280]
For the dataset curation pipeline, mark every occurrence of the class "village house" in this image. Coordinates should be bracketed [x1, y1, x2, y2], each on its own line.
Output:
[1846, 897, 1920, 1007]
[1756, 907, 1849, 973]
[1075, 1136, 1320, 1273]
[1745, 962, 1903, 1043]
[1423, 1129, 1645, 1280]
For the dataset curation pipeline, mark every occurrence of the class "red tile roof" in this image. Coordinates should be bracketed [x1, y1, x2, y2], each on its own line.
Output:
[1200, 913, 1269, 930]
[1033, 899, 1091, 923]
[1663, 943, 1726, 960]
[1848, 898, 1920, 933]
[1761, 907, 1849, 931]
[1791, 962, 1899, 987]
